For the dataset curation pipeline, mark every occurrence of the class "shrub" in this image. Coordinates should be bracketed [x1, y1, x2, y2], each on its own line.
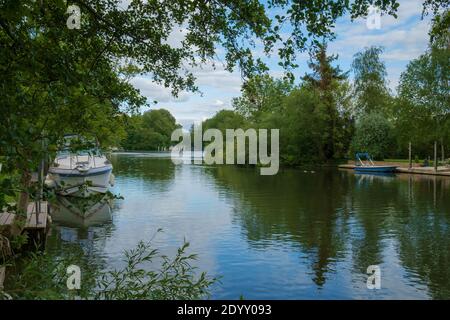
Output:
[1, 234, 216, 300]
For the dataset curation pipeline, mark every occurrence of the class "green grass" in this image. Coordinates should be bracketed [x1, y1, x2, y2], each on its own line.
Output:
[384, 159, 411, 163]
[384, 158, 434, 164]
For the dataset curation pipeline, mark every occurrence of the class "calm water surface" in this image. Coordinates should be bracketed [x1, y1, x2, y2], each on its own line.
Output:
[47, 153, 450, 299]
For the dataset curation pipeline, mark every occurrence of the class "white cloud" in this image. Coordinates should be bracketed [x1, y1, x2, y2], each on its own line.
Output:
[330, 20, 430, 61]
[159, 98, 234, 129]
[326, 0, 432, 94]
[214, 99, 225, 107]
[187, 61, 243, 93]
[164, 26, 188, 49]
[131, 77, 191, 103]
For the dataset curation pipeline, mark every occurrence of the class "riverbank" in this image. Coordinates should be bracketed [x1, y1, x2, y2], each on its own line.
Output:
[339, 160, 450, 177]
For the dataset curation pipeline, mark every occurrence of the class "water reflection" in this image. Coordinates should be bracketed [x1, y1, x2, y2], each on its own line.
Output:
[46, 195, 114, 277]
[41, 155, 450, 299]
[51, 195, 112, 228]
[205, 166, 450, 298]
[110, 152, 175, 181]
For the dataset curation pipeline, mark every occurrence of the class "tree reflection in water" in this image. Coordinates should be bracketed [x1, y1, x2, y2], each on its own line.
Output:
[205, 166, 450, 298]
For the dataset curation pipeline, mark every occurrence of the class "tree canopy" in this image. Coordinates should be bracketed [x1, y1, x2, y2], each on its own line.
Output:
[122, 109, 179, 151]
[1, 0, 449, 209]
[351, 46, 391, 116]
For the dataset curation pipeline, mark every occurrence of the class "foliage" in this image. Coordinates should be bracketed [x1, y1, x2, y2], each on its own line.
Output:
[303, 44, 353, 160]
[269, 87, 327, 165]
[351, 46, 392, 116]
[351, 112, 394, 160]
[122, 109, 180, 151]
[0, 0, 448, 209]
[96, 240, 215, 300]
[232, 75, 292, 121]
[2, 236, 216, 300]
[202, 110, 247, 133]
[395, 18, 450, 157]
[228, 45, 353, 165]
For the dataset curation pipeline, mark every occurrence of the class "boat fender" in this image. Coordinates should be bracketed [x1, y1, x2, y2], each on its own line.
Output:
[45, 178, 57, 189]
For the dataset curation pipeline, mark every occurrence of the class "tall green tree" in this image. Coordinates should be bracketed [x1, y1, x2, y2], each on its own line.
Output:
[274, 87, 327, 164]
[202, 110, 246, 133]
[351, 46, 392, 116]
[395, 16, 450, 158]
[232, 75, 292, 121]
[303, 44, 352, 160]
[122, 109, 179, 151]
[351, 112, 394, 160]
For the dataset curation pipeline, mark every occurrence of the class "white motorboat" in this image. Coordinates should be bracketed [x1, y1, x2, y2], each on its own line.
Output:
[46, 135, 114, 197]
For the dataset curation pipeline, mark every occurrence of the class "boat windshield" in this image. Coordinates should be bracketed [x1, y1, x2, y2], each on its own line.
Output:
[57, 148, 101, 158]
[57, 135, 101, 157]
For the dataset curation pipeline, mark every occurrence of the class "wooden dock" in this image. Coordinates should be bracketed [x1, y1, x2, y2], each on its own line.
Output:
[339, 164, 450, 177]
[0, 201, 49, 237]
[0, 201, 50, 292]
[25, 202, 48, 230]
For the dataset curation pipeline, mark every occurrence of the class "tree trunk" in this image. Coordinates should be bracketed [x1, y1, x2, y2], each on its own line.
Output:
[17, 169, 32, 215]
[434, 141, 438, 172]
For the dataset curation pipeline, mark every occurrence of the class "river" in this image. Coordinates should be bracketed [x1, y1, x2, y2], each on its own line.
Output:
[46, 152, 450, 299]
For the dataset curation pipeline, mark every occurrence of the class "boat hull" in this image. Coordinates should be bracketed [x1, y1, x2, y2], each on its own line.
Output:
[354, 166, 397, 173]
[47, 166, 113, 197]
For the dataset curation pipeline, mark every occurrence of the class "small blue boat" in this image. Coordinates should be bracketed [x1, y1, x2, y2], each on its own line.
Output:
[354, 153, 397, 173]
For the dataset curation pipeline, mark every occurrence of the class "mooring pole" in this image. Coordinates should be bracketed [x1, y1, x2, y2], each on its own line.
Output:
[434, 141, 438, 172]
[36, 154, 44, 227]
[408, 142, 412, 170]
[36, 139, 46, 228]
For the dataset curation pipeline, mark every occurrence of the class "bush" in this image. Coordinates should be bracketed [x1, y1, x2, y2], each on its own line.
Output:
[351, 112, 394, 160]
[1, 233, 216, 300]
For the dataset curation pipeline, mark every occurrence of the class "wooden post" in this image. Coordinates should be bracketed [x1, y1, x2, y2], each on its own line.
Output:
[434, 141, 438, 172]
[408, 142, 412, 169]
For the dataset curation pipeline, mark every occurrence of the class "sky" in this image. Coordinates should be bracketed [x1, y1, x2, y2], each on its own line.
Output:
[130, 0, 434, 129]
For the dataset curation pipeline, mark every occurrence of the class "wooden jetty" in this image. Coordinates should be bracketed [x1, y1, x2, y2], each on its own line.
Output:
[339, 163, 450, 177]
[1, 201, 51, 290]
[0, 201, 50, 239]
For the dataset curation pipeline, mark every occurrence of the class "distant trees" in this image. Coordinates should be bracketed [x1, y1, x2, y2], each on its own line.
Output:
[351, 113, 394, 160]
[274, 87, 327, 164]
[1, 0, 399, 210]
[232, 75, 293, 122]
[202, 110, 246, 133]
[122, 109, 179, 151]
[394, 15, 449, 158]
[349, 46, 394, 158]
[1, 0, 449, 211]
[351, 46, 392, 116]
[213, 21, 448, 165]
[302, 44, 353, 160]
[230, 44, 354, 165]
